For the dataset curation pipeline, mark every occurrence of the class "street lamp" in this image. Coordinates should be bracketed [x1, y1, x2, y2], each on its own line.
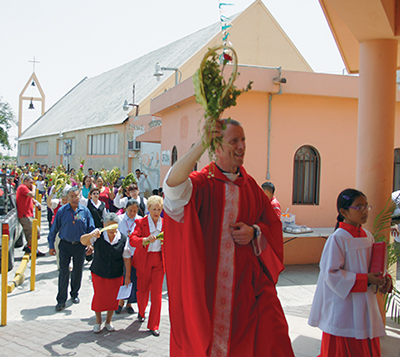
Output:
[153, 62, 181, 86]
[123, 84, 139, 116]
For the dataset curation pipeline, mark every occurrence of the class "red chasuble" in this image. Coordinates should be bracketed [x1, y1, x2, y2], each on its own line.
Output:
[164, 163, 293, 357]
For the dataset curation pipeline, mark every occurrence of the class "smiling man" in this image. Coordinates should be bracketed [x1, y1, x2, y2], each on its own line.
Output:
[48, 186, 96, 311]
[163, 119, 294, 357]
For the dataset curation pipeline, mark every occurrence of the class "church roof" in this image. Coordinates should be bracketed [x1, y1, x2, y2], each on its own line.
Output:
[19, 20, 222, 140]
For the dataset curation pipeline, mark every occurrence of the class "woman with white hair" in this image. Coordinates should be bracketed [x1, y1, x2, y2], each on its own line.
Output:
[130, 195, 164, 337]
[81, 212, 132, 333]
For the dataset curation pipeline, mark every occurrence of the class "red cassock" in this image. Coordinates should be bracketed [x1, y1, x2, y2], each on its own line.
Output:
[164, 163, 294, 357]
[130, 216, 165, 331]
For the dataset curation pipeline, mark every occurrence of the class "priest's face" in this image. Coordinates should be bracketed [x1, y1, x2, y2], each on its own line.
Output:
[216, 123, 246, 173]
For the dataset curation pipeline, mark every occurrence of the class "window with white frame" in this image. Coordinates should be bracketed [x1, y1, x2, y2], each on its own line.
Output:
[20, 143, 30, 156]
[88, 133, 118, 155]
[36, 141, 48, 156]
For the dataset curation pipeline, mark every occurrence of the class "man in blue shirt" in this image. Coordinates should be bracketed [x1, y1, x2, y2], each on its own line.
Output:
[48, 186, 96, 311]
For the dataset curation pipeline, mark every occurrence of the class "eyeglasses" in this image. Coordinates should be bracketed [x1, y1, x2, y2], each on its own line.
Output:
[349, 205, 372, 211]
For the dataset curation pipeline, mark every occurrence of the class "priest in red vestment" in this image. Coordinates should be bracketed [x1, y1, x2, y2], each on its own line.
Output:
[163, 119, 294, 357]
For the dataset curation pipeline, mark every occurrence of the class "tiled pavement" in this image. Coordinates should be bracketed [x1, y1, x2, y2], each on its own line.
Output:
[1, 207, 399, 356]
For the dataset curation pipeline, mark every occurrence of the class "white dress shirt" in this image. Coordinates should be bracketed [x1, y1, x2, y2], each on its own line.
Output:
[118, 213, 142, 256]
[147, 216, 162, 252]
[80, 196, 107, 221]
[113, 193, 148, 213]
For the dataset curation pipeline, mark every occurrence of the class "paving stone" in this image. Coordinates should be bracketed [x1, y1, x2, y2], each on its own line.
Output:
[1, 205, 399, 356]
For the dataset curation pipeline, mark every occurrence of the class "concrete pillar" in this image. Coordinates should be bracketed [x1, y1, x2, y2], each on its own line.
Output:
[356, 39, 397, 232]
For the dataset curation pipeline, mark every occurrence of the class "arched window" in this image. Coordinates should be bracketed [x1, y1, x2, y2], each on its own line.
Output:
[393, 148, 400, 191]
[293, 145, 320, 205]
[171, 146, 178, 166]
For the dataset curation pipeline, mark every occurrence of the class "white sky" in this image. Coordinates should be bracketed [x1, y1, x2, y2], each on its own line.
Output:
[0, 0, 345, 156]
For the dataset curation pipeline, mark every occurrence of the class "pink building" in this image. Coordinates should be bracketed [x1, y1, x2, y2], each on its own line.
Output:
[147, 65, 400, 265]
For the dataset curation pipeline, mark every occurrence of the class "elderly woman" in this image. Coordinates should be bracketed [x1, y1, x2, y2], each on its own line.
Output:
[116, 199, 142, 314]
[114, 183, 147, 217]
[81, 213, 132, 333]
[130, 195, 164, 337]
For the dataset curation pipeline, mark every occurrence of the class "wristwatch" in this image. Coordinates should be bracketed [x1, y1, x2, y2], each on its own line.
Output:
[252, 225, 261, 240]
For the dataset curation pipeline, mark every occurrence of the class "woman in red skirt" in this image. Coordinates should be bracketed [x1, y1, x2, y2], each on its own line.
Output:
[130, 195, 164, 337]
[81, 212, 132, 333]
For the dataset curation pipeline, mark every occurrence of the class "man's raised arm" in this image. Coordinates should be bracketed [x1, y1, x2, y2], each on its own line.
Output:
[166, 140, 204, 187]
[167, 121, 222, 187]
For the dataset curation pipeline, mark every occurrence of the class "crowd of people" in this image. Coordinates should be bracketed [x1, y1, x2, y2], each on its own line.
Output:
[4, 113, 397, 356]
[9, 162, 165, 336]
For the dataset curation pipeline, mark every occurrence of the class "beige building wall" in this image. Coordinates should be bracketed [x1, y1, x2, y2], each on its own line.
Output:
[137, 0, 312, 118]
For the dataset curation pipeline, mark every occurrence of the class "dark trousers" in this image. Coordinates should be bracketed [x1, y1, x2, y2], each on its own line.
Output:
[57, 240, 86, 304]
[126, 265, 138, 304]
[47, 208, 53, 230]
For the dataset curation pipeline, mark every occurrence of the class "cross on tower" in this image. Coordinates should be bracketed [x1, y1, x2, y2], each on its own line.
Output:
[28, 56, 40, 73]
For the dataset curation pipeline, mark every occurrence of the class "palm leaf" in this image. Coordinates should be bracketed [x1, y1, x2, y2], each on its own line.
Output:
[374, 196, 400, 323]
[385, 287, 400, 323]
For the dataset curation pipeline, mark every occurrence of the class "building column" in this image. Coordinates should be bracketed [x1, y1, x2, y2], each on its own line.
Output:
[356, 39, 397, 232]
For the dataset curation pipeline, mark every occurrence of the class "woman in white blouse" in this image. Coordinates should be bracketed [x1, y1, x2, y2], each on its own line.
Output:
[114, 183, 147, 217]
[81, 213, 132, 333]
[116, 199, 142, 314]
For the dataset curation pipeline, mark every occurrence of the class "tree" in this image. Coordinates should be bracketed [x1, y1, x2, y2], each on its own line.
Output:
[0, 97, 16, 150]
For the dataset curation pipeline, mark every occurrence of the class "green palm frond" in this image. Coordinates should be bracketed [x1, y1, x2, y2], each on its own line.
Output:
[373, 196, 396, 242]
[385, 287, 400, 324]
[372, 196, 400, 323]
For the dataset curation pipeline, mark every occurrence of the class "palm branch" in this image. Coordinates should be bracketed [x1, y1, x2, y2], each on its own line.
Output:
[373, 196, 400, 323]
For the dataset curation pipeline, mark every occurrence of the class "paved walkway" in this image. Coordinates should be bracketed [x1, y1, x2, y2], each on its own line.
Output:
[1, 207, 399, 356]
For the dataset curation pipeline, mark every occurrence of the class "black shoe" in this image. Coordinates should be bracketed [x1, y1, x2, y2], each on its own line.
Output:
[115, 305, 123, 314]
[55, 303, 65, 311]
[150, 329, 160, 337]
[126, 306, 134, 314]
[71, 297, 80, 304]
[23, 245, 31, 253]
[36, 250, 45, 257]
[138, 314, 145, 322]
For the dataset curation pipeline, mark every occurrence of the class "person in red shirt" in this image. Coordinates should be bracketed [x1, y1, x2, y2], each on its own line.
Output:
[16, 175, 44, 255]
[262, 181, 282, 218]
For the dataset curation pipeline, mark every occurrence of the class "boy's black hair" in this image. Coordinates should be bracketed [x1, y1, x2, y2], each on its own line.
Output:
[261, 181, 275, 194]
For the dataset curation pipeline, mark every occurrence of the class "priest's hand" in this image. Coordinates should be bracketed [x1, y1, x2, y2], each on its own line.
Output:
[230, 222, 253, 245]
